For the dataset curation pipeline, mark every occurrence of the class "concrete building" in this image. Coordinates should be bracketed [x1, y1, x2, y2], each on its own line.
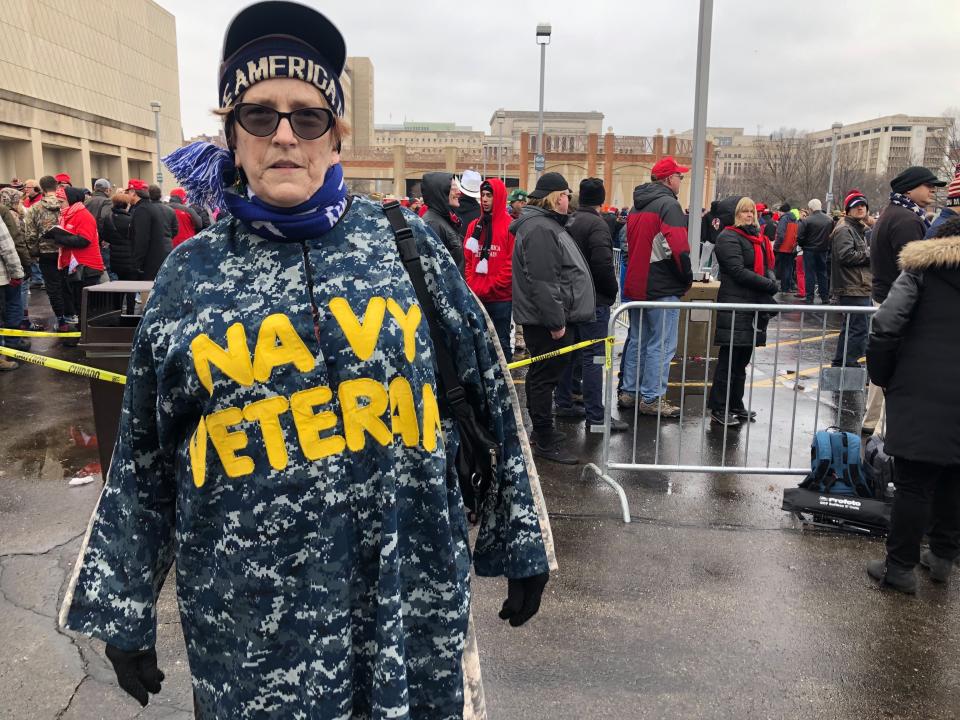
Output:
[677, 127, 765, 194]
[374, 122, 484, 151]
[344, 57, 374, 149]
[808, 114, 953, 175]
[0, 0, 182, 188]
[490, 110, 604, 153]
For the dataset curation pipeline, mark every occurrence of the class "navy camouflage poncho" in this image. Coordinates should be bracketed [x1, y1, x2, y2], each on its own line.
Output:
[60, 196, 550, 718]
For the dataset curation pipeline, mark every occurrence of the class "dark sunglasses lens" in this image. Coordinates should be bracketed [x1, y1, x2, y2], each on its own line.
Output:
[236, 105, 279, 137]
[290, 108, 333, 140]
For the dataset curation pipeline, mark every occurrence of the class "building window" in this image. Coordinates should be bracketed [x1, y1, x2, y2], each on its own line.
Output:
[891, 126, 911, 132]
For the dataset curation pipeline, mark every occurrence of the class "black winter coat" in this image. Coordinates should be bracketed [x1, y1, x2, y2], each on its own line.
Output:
[103, 208, 136, 276]
[129, 199, 173, 281]
[713, 226, 778, 347]
[797, 210, 833, 253]
[566, 208, 619, 306]
[421, 172, 465, 274]
[870, 202, 927, 303]
[867, 234, 960, 465]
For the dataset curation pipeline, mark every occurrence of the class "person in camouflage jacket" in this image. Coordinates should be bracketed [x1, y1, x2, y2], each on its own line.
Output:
[60, 4, 553, 718]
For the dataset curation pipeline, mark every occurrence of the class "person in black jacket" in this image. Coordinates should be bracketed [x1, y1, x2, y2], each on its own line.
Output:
[797, 198, 832, 303]
[707, 197, 778, 426]
[103, 193, 136, 280]
[558, 178, 628, 432]
[865, 217, 960, 594]
[127, 180, 174, 281]
[420, 172, 464, 275]
[863, 165, 947, 434]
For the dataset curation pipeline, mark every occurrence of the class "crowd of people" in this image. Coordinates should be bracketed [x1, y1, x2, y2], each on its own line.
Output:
[0, 173, 211, 369]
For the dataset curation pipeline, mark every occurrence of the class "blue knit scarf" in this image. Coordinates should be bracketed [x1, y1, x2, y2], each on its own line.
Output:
[163, 141, 348, 242]
[889, 192, 931, 230]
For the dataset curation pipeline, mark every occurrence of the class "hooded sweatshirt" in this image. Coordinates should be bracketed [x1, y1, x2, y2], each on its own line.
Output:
[624, 182, 693, 300]
[420, 172, 465, 273]
[464, 178, 513, 303]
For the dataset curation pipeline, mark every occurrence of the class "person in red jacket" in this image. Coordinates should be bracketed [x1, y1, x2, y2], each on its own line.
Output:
[464, 177, 514, 360]
[50, 186, 105, 316]
[168, 188, 204, 247]
[619, 156, 693, 417]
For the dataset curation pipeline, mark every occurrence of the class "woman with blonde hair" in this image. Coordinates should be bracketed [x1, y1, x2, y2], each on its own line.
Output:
[511, 171, 595, 464]
[708, 196, 779, 426]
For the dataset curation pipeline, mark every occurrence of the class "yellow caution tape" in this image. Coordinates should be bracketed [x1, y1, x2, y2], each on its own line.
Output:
[507, 335, 614, 370]
[0, 328, 81, 338]
[0, 346, 126, 384]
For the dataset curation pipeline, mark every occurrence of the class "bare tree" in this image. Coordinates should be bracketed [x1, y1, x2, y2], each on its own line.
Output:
[942, 107, 960, 174]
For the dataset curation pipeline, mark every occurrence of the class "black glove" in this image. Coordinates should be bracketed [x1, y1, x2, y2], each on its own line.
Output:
[105, 644, 165, 707]
[498, 572, 549, 627]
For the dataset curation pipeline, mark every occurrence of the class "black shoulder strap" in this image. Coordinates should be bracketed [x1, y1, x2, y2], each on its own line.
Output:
[381, 200, 469, 413]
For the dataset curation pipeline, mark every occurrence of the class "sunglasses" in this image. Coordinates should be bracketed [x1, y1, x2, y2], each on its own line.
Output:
[232, 103, 335, 141]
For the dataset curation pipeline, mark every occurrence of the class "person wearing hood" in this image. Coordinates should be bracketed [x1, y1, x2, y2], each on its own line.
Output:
[456, 169, 483, 237]
[421, 171, 465, 274]
[464, 177, 514, 360]
[60, 4, 552, 716]
[511, 171, 595, 464]
[167, 187, 204, 247]
[866, 216, 960, 594]
[707, 197, 778, 427]
[47, 185, 105, 313]
[0, 187, 31, 342]
[25, 175, 78, 329]
[829, 191, 872, 368]
[619, 157, 693, 418]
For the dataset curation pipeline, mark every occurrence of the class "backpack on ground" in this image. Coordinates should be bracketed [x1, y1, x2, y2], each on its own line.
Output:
[863, 434, 896, 502]
[798, 427, 872, 497]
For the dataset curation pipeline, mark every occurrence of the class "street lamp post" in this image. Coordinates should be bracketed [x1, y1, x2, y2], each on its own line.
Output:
[686, 0, 714, 275]
[497, 110, 506, 182]
[535, 23, 551, 180]
[150, 100, 163, 187]
[826, 121, 842, 214]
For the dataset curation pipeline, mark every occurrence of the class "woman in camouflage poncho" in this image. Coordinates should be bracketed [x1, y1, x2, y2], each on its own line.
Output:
[60, 3, 553, 717]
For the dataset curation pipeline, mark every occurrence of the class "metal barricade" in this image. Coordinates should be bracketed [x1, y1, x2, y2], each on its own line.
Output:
[582, 299, 877, 523]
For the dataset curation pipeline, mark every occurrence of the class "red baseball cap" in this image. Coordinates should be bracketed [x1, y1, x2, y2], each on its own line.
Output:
[651, 156, 690, 180]
[170, 187, 187, 201]
[55, 172, 72, 185]
[127, 179, 148, 191]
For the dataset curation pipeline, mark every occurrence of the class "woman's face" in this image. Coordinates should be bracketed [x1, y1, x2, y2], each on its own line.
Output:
[233, 78, 340, 208]
[736, 207, 756, 226]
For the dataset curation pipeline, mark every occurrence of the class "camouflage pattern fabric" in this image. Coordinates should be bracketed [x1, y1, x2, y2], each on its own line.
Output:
[60, 196, 550, 718]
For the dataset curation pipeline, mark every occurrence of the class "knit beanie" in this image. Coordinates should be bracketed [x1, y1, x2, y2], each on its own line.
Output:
[843, 190, 868, 213]
[579, 177, 605, 207]
[947, 164, 960, 208]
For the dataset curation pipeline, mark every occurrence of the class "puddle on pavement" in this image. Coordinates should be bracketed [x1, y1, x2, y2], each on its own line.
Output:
[1, 424, 101, 483]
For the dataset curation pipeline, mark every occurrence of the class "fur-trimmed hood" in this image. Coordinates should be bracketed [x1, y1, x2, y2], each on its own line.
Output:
[899, 235, 960, 272]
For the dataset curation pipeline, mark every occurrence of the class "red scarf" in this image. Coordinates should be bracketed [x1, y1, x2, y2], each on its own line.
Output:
[727, 225, 774, 275]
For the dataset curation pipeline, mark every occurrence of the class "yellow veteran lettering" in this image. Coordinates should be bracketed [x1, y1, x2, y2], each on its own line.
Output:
[386, 299, 422, 363]
[330, 297, 386, 361]
[191, 323, 255, 395]
[190, 416, 208, 488]
[206, 407, 255, 477]
[290, 386, 345, 461]
[388, 377, 419, 447]
[340, 378, 391, 451]
[421, 383, 443, 452]
[253, 313, 315, 382]
[242, 396, 290, 471]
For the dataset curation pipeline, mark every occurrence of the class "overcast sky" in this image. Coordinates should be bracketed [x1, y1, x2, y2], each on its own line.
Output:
[158, 0, 959, 140]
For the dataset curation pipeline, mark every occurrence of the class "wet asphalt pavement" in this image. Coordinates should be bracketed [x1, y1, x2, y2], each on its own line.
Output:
[1, 291, 958, 719]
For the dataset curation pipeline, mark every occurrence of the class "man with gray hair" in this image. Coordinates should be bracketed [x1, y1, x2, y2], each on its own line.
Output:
[797, 197, 832, 303]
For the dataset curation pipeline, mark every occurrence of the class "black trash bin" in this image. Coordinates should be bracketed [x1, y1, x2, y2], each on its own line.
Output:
[79, 281, 154, 476]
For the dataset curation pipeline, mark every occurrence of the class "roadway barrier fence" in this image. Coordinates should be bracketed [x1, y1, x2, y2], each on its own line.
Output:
[582, 299, 878, 523]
